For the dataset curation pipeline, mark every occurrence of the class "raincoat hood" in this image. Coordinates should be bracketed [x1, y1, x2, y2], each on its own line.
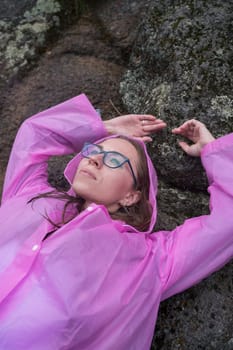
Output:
[64, 134, 158, 233]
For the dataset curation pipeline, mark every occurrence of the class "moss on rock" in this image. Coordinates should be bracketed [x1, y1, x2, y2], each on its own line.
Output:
[1, 0, 60, 73]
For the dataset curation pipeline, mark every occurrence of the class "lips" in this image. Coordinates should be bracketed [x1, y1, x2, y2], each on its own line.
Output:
[79, 169, 96, 180]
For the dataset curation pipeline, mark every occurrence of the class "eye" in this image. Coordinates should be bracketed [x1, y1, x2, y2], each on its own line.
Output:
[84, 144, 101, 156]
[108, 157, 122, 167]
[89, 149, 99, 156]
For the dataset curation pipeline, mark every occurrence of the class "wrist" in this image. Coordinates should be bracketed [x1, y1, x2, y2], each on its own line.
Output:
[103, 120, 115, 135]
[201, 136, 215, 149]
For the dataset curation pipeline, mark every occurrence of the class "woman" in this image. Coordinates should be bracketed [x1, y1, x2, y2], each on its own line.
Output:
[0, 93, 232, 350]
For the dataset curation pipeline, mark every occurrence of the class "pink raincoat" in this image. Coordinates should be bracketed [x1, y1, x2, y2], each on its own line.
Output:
[0, 94, 232, 350]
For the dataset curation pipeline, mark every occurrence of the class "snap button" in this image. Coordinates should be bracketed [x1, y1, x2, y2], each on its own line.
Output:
[32, 244, 39, 251]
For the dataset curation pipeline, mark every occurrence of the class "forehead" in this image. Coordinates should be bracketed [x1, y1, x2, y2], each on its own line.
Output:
[98, 138, 138, 159]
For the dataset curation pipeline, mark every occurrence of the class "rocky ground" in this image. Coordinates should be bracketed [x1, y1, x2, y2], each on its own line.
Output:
[0, 1, 232, 349]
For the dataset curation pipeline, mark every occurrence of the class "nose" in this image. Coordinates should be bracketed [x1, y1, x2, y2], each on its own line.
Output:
[88, 154, 104, 168]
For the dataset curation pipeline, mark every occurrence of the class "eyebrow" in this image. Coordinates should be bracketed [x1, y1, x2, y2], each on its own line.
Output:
[96, 143, 104, 150]
[95, 143, 129, 161]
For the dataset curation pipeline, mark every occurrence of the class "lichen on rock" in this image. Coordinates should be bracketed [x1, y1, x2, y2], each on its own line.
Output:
[0, 0, 61, 81]
[120, 0, 233, 191]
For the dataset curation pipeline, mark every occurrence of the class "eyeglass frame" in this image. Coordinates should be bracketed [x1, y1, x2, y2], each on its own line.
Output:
[81, 142, 137, 188]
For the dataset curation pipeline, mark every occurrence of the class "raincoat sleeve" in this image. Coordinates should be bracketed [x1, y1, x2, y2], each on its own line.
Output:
[2, 94, 107, 203]
[159, 133, 233, 300]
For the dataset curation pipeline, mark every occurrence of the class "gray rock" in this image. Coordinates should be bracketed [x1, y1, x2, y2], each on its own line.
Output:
[154, 179, 209, 232]
[152, 262, 233, 350]
[0, 0, 37, 21]
[0, 0, 75, 89]
[120, 0, 233, 191]
[91, 0, 153, 50]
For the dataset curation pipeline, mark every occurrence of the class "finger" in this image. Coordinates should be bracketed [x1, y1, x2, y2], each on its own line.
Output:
[178, 141, 191, 154]
[172, 127, 184, 135]
[139, 115, 157, 122]
[172, 124, 190, 134]
[135, 136, 153, 143]
[172, 124, 195, 137]
[154, 119, 166, 125]
[172, 119, 202, 134]
[140, 118, 166, 127]
[143, 123, 166, 132]
[145, 120, 166, 126]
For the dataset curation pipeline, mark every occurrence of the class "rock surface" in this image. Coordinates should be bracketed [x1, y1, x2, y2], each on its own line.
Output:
[0, 0, 63, 90]
[120, 0, 233, 191]
[0, 1, 232, 349]
[0, 0, 37, 21]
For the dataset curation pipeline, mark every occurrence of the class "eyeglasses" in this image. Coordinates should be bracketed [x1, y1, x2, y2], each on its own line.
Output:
[81, 142, 137, 188]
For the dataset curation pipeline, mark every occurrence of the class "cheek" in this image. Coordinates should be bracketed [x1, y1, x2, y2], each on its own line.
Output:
[71, 161, 90, 192]
[72, 159, 87, 183]
[103, 169, 133, 194]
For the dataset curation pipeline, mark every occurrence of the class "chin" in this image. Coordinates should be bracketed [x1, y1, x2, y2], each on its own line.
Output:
[72, 184, 94, 202]
[72, 183, 87, 197]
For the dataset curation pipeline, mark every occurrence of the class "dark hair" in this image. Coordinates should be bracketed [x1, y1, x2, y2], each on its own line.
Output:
[29, 137, 152, 239]
[111, 136, 152, 231]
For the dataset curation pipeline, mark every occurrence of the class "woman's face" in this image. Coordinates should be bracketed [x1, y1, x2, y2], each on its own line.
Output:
[72, 138, 141, 212]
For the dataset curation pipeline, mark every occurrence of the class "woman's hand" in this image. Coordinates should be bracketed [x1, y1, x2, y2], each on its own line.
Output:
[103, 114, 166, 142]
[172, 119, 215, 156]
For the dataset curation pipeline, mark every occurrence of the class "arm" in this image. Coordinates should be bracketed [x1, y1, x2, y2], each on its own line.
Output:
[2, 100, 166, 203]
[2, 94, 108, 202]
[158, 121, 233, 300]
